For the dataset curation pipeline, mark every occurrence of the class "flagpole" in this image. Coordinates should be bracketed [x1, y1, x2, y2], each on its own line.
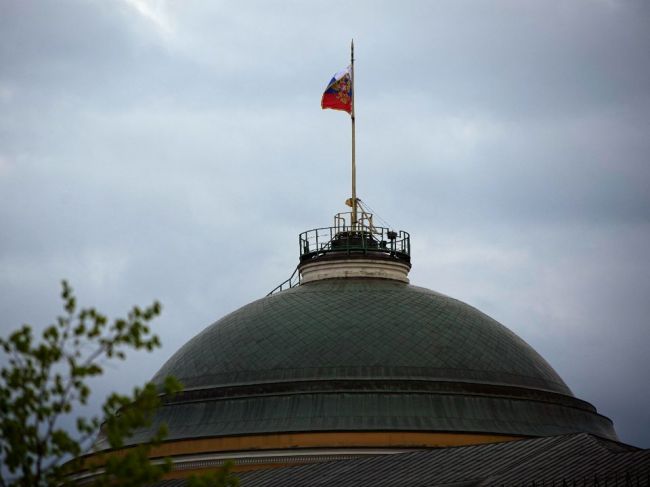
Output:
[351, 39, 357, 229]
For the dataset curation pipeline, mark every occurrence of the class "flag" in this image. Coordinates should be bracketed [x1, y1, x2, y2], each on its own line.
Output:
[321, 66, 352, 114]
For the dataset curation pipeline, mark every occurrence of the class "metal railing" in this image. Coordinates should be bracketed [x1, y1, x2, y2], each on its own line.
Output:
[299, 225, 410, 261]
[268, 211, 410, 295]
[267, 266, 300, 296]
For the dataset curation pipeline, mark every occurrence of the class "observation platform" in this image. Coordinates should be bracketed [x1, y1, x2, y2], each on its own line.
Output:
[270, 211, 412, 294]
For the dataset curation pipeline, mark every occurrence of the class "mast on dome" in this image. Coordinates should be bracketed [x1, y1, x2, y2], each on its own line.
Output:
[350, 39, 358, 229]
[266, 42, 412, 295]
[321, 39, 358, 229]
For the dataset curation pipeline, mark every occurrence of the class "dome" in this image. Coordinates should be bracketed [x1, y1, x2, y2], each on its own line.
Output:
[89, 216, 617, 475]
[155, 279, 569, 394]
[132, 278, 616, 448]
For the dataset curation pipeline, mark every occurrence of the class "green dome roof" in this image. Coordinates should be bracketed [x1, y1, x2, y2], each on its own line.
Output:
[154, 279, 569, 394]
[135, 278, 617, 444]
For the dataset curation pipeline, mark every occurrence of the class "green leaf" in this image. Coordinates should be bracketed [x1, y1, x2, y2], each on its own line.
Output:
[0, 280, 210, 487]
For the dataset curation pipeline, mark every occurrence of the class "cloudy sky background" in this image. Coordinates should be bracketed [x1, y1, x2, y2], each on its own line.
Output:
[1, 0, 649, 448]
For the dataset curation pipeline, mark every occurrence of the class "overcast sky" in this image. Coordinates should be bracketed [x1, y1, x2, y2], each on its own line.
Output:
[1, 0, 649, 449]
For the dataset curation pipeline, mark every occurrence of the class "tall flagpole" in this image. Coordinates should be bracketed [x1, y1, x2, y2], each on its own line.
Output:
[351, 39, 357, 229]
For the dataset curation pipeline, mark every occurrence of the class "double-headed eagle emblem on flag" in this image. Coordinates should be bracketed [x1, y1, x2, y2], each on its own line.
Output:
[321, 66, 353, 114]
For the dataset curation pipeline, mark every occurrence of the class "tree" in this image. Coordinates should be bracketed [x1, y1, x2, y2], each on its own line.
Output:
[0, 281, 238, 486]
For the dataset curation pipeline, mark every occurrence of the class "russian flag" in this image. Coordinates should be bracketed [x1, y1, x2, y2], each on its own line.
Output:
[321, 66, 352, 114]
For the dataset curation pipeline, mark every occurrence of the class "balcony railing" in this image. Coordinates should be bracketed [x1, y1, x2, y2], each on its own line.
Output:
[299, 225, 410, 262]
[268, 211, 410, 295]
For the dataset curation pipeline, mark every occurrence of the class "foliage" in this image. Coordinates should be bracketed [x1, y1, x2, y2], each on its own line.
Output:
[188, 462, 239, 487]
[0, 281, 188, 486]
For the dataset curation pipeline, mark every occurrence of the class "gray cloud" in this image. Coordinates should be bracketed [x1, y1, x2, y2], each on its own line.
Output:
[1, 0, 649, 448]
